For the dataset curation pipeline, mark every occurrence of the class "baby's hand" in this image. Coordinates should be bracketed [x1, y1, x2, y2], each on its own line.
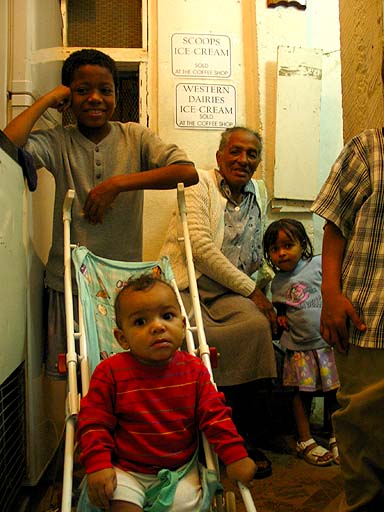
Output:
[226, 457, 257, 487]
[87, 467, 117, 510]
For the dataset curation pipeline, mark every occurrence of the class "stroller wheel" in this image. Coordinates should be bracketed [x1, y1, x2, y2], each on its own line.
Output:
[213, 489, 224, 512]
[225, 491, 237, 511]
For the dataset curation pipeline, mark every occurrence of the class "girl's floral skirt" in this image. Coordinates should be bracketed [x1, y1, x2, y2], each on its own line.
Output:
[283, 347, 339, 392]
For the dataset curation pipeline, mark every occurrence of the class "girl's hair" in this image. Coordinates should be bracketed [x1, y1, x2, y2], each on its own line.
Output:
[263, 218, 314, 270]
[61, 48, 119, 94]
[114, 275, 178, 328]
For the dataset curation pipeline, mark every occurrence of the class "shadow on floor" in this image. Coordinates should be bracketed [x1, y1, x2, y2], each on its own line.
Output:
[221, 433, 344, 512]
[16, 432, 344, 512]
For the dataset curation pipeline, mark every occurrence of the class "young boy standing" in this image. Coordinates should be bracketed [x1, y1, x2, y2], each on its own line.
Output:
[312, 128, 384, 510]
[77, 275, 256, 511]
[3, 49, 197, 379]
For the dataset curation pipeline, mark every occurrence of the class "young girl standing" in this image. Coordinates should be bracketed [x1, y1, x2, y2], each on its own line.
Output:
[263, 219, 339, 466]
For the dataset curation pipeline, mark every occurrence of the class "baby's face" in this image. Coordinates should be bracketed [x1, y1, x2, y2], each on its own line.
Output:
[69, 64, 116, 138]
[114, 282, 185, 366]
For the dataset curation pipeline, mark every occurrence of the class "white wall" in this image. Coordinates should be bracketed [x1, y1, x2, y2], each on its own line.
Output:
[157, 0, 246, 167]
[0, 0, 8, 128]
[5, 1, 343, 263]
[0, 149, 26, 384]
[144, 0, 247, 259]
[143, 0, 343, 259]
[255, 0, 342, 253]
[2, 0, 344, 483]
[6, 0, 64, 485]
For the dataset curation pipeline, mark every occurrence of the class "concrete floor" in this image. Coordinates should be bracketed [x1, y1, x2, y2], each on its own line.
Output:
[15, 380, 344, 512]
[16, 431, 344, 512]
[220, 434, 344, 512]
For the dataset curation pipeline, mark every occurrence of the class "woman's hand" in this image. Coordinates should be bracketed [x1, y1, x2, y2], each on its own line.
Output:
[248, 287, 278, 336]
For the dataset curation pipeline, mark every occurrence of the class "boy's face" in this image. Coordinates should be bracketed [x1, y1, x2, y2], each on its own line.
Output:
[114, 282, 186, 366]
[70, 64, 116, 136]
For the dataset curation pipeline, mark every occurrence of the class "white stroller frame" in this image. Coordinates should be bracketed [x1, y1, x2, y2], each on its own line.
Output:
[61, 185, 257, 512]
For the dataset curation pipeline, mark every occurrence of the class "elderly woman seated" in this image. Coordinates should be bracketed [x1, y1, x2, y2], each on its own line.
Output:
[160, 127, 277, 478]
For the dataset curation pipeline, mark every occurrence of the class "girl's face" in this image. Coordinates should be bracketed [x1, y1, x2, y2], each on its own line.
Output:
[267, 229, 304, 272]
[70, 64, 116, 142]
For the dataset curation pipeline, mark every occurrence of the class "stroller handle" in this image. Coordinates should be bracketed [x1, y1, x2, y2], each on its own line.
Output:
[63, 189, 75, 222]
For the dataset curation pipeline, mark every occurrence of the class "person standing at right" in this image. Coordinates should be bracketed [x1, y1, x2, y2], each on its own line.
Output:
[311, 126, 384, 510]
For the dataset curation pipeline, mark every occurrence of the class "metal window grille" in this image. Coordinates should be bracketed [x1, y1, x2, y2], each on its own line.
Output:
[0, 364, 26, 511]
[67, 0, 142, 48]
[114, 71, 140, 123]
[63, 1, 142, 127]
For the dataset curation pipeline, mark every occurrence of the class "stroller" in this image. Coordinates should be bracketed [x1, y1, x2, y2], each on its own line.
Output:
[60, 185, 258, 512]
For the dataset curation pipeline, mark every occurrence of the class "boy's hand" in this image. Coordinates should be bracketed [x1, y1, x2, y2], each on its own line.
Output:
[84, 178, 120, 224]
[226, 457, 257, 487]
[47, 85, 72, 112]
[87, 468, 117, 510]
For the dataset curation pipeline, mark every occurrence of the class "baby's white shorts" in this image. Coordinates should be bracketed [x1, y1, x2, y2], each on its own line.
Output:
[112, 460, 202, 511]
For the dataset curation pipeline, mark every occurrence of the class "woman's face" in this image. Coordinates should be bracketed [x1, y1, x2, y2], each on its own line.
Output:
[216, 130, 261, 196]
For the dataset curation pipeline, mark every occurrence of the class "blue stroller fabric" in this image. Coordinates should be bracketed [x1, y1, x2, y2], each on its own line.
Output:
[72, 246, 174, 374]
[144, 451, 199, 512]
[143, 450, 222, 512]
[72, 247, 221, 510]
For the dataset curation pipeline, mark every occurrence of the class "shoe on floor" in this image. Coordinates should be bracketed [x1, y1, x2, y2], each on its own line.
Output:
[296, 438, 333, 466]
[329, 436, 340, 465]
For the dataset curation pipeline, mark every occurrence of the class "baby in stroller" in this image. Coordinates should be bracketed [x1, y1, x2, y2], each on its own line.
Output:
[77, 274, 256, 511]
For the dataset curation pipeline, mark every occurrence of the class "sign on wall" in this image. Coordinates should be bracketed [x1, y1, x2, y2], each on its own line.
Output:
[175, 82, 236, 130]
[171, 33, 231, 78]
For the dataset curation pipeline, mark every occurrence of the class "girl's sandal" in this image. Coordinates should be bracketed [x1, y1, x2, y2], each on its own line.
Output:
[296, 438, 333, 466]
[329, 436, 340, 465]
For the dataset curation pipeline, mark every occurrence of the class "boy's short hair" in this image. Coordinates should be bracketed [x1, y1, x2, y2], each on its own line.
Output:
[114, 275, 179, 328]
[62, 49, 119, 93]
